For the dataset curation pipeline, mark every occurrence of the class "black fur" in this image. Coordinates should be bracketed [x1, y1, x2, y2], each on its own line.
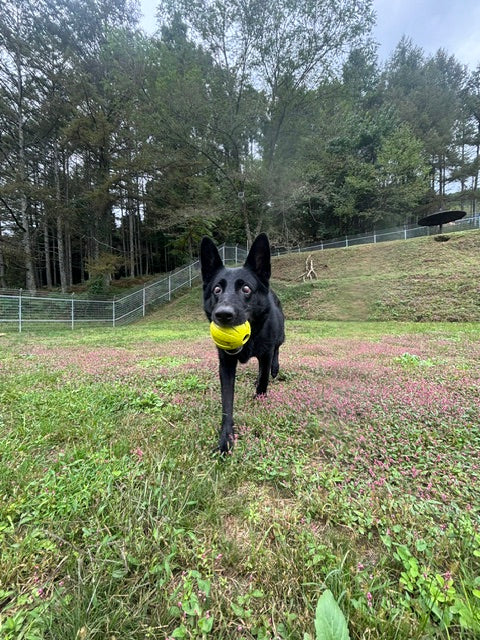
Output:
[200, 234, 285, 453]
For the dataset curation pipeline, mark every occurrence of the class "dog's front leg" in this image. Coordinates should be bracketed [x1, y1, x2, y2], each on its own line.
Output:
[218, 353, 238, 453]
[255, 352, 273, 396]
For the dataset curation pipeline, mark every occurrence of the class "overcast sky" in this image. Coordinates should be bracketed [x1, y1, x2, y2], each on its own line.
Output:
[138, 0, 480, 70]
[373, 0, 480, 68]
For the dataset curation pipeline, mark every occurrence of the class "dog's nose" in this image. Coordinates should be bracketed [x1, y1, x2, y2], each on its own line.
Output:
[213, 305, 235, 325]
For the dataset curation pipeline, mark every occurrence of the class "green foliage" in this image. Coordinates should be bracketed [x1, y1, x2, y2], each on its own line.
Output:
[394, 353, 436, 368]
[304, 590, 351, 640]
[376, 124, 430, 216]
[392, 542, 480, 633]
[2, 0, 480, 289]
[169, 216, 217, 262]
[169, 570, 214, 637]
[85, 252, 122, 294]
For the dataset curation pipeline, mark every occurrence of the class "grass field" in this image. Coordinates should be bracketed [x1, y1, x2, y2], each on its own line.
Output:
[271, 230, 480, 322]
[1, 314, 479, 639]
[146, 231, 480, 325]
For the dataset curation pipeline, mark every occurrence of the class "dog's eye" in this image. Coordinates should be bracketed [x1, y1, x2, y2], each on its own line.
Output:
[213, 285, 222, 295]
[242, 285, 251, 295]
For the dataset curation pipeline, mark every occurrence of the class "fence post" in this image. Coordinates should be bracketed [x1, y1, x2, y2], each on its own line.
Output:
[189, 265, 192, 287]
[404, 225, 407, 240]
[113, 297, 116, 327]
[168, 275, 171, 301]
[18, 288, 22, 333]
[345, 236, 349, 248]
[142, 285, 146, 316]
[71, 294, 75, 330]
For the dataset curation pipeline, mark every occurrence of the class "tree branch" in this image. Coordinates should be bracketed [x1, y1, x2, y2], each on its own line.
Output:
[0, 197, 27, 231]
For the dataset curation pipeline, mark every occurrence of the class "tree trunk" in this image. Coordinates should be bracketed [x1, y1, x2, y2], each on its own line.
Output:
[66, 222, 73, 287]
[0, 222, 6, 289]
[15, 43, 36, 291]
[129, 205, 135, 277]
[241, 194, 253, 246]
[64, 154, 73, 287]
[136, 210, 142, 276]
[473, 132, 480, 215]
[43, 215, 52, 288]
[54, 141, 67, 292]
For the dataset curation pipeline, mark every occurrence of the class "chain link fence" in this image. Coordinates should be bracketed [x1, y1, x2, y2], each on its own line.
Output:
[0, 245, 247, 332]
[270, 214, 480, 255]
[1, 218, 479, 332]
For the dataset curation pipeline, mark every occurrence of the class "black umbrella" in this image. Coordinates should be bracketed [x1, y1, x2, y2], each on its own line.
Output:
[418, 210, 466, 233]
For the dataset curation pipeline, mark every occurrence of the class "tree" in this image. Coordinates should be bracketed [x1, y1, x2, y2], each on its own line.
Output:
[0, 0, 43, 290]
[149, 11, 264, 245]
[376, 124, 430, 224]
[155, 0, 374, 242]
[1, 0, 472, 288]
[0, 0, 141, 290]
[287, 42, 430, 239]
[384, 39, 467, 203]
[458, 66, 480, 213]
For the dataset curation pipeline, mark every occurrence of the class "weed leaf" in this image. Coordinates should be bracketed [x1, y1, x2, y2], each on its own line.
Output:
[314, 590, 350, 640]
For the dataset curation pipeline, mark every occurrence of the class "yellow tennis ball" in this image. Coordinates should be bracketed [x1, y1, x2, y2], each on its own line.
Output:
[210, 320, 251, 351]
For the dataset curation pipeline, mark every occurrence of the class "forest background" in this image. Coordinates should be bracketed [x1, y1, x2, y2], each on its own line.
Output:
[1, 0, 480, 292]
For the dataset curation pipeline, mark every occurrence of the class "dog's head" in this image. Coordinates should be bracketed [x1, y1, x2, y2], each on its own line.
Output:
[200, 234, 271, 326]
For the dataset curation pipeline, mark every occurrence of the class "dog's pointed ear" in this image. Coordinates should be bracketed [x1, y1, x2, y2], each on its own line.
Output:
[200, 237, 223, 284]
[244, 233, 271, 285]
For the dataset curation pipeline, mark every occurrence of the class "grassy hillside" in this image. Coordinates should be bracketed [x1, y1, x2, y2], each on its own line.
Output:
[157, 230, 480, 323]
[272, 230, 480, 322]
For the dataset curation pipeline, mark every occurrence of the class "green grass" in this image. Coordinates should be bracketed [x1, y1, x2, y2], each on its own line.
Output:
[270, 230, 480, 322]
[143, 230, 480, 325]
[1, 318, 479, 639]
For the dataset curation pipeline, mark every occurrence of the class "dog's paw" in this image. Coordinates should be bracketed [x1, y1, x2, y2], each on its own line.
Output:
[215, 434, 234, 456]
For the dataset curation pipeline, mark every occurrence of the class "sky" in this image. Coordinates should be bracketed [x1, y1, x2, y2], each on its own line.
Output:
[373, 0, 480, 69]
[138, 0, 480, 71]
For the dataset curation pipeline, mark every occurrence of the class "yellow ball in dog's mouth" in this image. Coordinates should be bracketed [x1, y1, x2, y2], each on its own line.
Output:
[210, 320, 251, 351]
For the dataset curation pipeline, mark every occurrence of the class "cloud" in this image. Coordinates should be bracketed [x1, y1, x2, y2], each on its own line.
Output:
[139, 0, 159, 34]
[137, 0, 480, 70]
[373, 0, 480, 68]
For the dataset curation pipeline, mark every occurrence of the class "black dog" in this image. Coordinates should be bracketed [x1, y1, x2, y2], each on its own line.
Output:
[200, 233, 285, 453]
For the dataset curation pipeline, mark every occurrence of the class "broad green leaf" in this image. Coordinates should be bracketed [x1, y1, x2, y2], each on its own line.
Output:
[197, 578, 211, 597]
[231, 602, 245, 616]
[198, 615, 214, 633]
[314, 590, 350, 640]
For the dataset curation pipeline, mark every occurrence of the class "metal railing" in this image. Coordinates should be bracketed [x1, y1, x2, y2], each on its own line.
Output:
[0, 245, 247, 332]
[271, 214, 480, 255]
[1, 217, 479, 332]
